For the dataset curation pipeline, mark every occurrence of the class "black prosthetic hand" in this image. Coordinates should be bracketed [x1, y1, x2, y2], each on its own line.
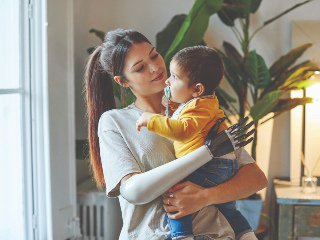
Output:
[205, 116, 255, 157]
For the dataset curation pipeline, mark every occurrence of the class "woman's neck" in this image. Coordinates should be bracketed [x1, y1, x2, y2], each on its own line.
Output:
[134, 93, 164, 114]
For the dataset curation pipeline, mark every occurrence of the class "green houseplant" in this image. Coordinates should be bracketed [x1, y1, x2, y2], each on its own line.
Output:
[87, 1, 319, 159]
[156, 0, 318, 160]
[154, 0, 319, 233]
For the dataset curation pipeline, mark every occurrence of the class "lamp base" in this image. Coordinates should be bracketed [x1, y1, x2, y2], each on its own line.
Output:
[301, 176, 318, 193]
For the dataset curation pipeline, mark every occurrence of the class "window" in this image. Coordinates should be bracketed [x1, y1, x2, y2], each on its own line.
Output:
[1, 0, 78, 238]
[0, 1, 34, 239]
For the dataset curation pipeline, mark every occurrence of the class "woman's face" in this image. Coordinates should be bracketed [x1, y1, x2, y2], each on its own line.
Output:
[120, 42, 167, 98]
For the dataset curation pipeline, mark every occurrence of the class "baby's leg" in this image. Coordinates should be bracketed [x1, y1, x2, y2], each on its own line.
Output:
[166, 170, 211, 240]
[195, 158, 254, 240]
[166, 213, 194, 240]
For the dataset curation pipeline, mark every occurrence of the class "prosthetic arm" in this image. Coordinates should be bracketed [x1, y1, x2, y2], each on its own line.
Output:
[120, 117, 254, 205]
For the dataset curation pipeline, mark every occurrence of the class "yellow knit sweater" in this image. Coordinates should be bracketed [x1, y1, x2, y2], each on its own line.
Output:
[147, 96, 227, 158]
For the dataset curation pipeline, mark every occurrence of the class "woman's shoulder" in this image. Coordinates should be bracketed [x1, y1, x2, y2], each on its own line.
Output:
[98, 104, 138, 131]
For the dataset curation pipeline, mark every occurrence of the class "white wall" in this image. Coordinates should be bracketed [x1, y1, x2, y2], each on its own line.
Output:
[45, 0, 77, 238]
[73, 0, 320, 224]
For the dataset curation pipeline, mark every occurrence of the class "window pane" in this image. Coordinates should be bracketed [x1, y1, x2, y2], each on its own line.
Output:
[0, 94, 24, 240]
[0, 0, 20, 89]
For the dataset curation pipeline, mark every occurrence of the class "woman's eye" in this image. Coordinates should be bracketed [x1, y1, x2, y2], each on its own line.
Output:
[151, 53, 159, 59]
[136, 65, 144, 72]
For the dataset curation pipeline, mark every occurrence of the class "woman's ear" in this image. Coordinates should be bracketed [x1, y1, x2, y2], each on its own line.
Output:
[114, 76, 129, 88]
[192, 83, 205, 97]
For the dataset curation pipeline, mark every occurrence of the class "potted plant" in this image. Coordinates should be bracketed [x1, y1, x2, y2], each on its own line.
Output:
[156, 0, 318, 159]
[155, 0, 319, 233]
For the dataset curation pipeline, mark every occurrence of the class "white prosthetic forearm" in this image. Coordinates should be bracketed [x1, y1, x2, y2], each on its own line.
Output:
[120, 145, 213, 205]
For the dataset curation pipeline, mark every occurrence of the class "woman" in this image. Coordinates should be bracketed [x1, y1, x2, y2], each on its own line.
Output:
[85, 28, 267, 240]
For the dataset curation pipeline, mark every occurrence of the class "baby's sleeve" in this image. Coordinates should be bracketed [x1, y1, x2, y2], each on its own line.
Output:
[98, 114, 141, 197]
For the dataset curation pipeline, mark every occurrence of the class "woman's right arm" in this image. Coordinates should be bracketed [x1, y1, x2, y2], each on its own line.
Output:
[119, 146, 214, 204]
[119, 118, 255, 205]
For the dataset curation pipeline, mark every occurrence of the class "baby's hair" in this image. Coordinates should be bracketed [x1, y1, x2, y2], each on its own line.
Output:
[172, 46, 224, 95]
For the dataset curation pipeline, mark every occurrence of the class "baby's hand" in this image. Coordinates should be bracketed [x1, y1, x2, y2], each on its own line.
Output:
[136, 112, 153, 131]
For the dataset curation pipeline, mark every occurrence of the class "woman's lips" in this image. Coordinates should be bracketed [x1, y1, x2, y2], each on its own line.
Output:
[152, 72, 164, 81]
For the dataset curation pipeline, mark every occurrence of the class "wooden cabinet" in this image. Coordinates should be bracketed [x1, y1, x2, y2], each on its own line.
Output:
[275, 185, 320, 239]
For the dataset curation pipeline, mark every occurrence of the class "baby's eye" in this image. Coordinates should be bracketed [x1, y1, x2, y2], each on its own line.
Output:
[151, 53, 159, 60]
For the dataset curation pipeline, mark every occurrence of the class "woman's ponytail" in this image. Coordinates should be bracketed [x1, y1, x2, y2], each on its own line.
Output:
[85, 46, 115, 188]
[84, 29, 152, 189]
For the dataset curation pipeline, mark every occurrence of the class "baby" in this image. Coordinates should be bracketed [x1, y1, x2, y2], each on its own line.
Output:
[136, 46, 254, 240]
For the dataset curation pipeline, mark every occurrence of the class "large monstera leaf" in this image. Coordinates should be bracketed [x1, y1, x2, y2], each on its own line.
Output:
[156, 14, 207, 66]
[164, 0, 223, 63]
[250, 90, 282, 122]
[245, 50, 271, 89]
[269, 43, 312, 78]
[217, 0, 262, 26]
[156, 14, 188, 58]
[261, 44, 314, 97]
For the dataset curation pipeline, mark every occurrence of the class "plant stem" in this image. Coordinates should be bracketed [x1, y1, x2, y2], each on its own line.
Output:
[251, 121, 258, 160]
[253, 88, 258, 104]
[239, 92, 246, 119]
[241, 16, 250, 56]
[250, 0, 313, 41]
[231, 26, 243, 45]
[249, 25, 263, 42]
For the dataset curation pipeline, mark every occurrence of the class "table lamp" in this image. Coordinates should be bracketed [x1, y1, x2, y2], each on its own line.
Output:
[300, 71, 320, 191]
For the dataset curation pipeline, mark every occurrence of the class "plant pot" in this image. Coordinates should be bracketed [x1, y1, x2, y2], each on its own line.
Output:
[236, 194, 263, 231]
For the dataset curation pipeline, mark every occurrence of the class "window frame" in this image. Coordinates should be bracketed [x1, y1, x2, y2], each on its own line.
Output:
[0, 1, 35, 239]
[28, 0, 51, 238]
[1, 0, 77, 238]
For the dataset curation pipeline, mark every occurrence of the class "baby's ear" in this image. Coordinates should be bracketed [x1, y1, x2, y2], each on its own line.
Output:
[192, 83, 205, 97]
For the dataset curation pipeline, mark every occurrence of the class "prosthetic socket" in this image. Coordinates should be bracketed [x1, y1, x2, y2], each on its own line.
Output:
[120, 117, 254, 205]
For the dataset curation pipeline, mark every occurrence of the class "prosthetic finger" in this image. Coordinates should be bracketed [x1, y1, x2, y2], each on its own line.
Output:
[228, 116, 249, 132]
[212, 135, 254, 157]
[207, 120, 255, 157]
[209, 120, 254, 147]
[230, 120, 254, 135]
[236, 137, 254, 148]
[234, 129, 255, 142]
[120, 145, 213, 205]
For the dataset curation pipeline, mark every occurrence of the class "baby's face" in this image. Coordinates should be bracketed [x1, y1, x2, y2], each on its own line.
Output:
[166, 60, 195, 103]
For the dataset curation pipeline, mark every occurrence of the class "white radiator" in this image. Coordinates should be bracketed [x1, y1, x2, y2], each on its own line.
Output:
[77, 178, 122, 240]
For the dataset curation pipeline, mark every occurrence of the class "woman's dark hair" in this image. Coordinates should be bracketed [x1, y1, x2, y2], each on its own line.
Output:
[84, 29, 151, 188]
[172, 46, 224, 96]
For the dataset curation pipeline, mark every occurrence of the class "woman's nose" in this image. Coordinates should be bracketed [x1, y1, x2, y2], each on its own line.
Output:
[149, 62, 159, 73]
